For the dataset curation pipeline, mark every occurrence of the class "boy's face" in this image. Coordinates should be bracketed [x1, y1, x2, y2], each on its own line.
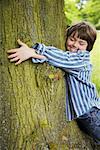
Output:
[66, 32, 88, 52]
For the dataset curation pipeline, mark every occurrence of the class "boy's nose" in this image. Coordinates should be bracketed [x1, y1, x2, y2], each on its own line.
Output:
[73, 42, 78, 48]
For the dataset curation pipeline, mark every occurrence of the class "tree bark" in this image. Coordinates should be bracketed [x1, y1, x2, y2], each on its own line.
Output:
[0, 0, 97, 149]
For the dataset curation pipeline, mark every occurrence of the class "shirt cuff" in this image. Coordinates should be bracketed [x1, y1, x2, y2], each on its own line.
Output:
[32, 43, 47, 63]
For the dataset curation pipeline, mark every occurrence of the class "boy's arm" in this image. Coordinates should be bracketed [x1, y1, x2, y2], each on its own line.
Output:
[32, 43, 88, 69]
[7, 39, 46, 65]
[7, 40, 88, 70]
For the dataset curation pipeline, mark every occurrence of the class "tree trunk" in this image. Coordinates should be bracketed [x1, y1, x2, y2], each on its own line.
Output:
[0, 0, 96, 149]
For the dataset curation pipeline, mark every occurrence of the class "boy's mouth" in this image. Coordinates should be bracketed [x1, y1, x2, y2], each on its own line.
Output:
[67, 45, 78, 52]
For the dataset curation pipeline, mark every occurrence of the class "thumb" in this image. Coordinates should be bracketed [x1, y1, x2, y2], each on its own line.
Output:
[17, 39, 28, 47]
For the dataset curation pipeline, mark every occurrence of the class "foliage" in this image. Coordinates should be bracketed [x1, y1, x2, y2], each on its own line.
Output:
[81, 0, 100, 29]
[91, 31, 100, 94]
[64, 0, 81, 26]
[64, 0, 100, 29]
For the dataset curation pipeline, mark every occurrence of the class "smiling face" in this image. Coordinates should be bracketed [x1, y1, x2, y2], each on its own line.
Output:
[66, 32, 88, 52]
[65, 22, 97, 52]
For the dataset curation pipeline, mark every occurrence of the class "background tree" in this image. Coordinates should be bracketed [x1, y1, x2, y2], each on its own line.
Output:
[64, 0, 81, 26]
[64, 0, 100, 29]
[0, 0, 98, 149]
[81, 0, 100, 29]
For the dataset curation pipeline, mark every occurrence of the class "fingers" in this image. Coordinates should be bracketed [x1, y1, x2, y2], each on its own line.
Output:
[7, 39, 28, 54]
[8, 53, 18, 59]
[7, 39, 27, 66]
[15, 60, 22, 65]
[7, 49, 20, 64]
[17, 39, 28, 47]
[10, 57, 19, 62]
[9, 56, 22, 65]
[7, 49, 18, 53]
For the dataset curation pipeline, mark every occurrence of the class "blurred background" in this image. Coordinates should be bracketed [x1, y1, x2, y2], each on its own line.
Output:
[64, 0, 100, 29]
[64, 0, 100, 94]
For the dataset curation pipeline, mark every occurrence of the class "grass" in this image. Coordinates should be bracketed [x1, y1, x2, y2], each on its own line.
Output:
[90, 31, 100, 95]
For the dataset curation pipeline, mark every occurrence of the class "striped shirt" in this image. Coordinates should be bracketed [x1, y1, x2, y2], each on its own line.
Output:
[32, 43, 100, 121]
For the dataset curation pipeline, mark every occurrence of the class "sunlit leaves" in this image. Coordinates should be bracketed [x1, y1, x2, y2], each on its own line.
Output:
[64, 0, 100, 28]
[64, 0, 81, 26]
[81, 0, 100, 29]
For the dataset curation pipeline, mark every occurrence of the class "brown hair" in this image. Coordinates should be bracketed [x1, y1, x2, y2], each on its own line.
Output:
[65, 21, 97, 52]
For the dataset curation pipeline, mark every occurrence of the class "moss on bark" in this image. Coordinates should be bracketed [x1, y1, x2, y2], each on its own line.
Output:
[0, 0, 97, 149]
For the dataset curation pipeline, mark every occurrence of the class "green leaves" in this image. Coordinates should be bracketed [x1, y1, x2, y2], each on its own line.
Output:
[64, 0, 81, 26]
[81, 0, 100, 29]
[64, 0, 100, 29]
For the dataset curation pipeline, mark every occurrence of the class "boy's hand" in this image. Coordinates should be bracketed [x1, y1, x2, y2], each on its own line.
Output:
[7, 39, 46, 65]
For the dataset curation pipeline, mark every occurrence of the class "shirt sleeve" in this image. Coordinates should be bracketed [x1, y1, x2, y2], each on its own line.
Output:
[32, 43, 90, 70]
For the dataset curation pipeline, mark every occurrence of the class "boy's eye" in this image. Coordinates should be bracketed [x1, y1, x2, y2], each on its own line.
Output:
[79, 42, 85, 46]
[80, 43, 84, 46]
[70, 37, 74, 41]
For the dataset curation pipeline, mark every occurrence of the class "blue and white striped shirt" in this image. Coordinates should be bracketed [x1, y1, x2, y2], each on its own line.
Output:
[32, 43, 100, 121]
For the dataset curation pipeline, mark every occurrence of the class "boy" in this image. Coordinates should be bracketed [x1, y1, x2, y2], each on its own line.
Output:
[7, 22, 100, 145]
